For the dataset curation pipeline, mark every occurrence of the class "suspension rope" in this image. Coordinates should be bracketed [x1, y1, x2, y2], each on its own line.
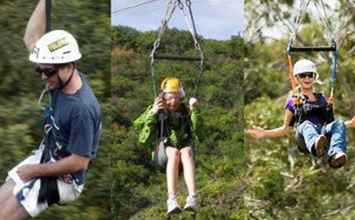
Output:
[149, 0, 204, 97]
[289, 0, 336, 47]
[317, 0, 335, 42]
[290, 0, 311, 45]
[38, 0, 52, 106]
[287, 0, 309, 94]
[182, 0, 204, 96]
[150, 0, 178, 97]
[45, 0, 52, 33]
[287, 0, 337, 99]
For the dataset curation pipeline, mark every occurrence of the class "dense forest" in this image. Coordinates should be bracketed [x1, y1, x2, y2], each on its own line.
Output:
[245, 0, 355, 219]
[0, 1, 112, 219]
[111, 26, 246, 219]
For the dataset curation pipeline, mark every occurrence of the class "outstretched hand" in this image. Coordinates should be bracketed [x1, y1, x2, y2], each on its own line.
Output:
[347, 116, 355, 128]
[246, 127, 266, 139]
[189, 97, 198, 110]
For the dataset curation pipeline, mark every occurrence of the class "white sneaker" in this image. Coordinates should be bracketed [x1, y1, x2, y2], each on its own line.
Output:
[167, 198, 181, 215]
[184, 195, 197, 211]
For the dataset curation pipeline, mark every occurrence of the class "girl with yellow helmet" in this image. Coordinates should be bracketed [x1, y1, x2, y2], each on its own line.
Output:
[134, 77, 200, 214]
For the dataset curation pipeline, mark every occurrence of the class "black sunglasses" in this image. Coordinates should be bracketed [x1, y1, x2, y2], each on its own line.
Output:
[35, 66, 59, 78]
[298, 72, 314, 79]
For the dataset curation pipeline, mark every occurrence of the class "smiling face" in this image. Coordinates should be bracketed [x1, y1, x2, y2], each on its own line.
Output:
[296, 72, 315, 90]
[163, 92, 181, 112]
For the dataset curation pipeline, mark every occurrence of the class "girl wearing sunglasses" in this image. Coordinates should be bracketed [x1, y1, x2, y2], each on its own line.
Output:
[247, 59, 355, 169]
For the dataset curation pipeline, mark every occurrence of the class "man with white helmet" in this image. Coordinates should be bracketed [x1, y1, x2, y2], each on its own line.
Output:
[0, 1, 101, 219]
[248, 59, 355, 168]
[134, 77, 200, 214]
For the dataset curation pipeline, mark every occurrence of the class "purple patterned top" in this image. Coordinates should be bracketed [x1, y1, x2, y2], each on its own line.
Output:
[285, 94, 328, 126]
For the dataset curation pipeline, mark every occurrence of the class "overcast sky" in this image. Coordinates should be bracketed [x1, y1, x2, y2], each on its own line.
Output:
[111, 0, 244, 40]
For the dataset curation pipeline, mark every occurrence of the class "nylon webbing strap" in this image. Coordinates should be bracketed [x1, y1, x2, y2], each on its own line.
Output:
[287, 54, 297, 93]
[159, 111, 165, 140]
[45, 0, 52, 33]
[330, 40, 337, 98]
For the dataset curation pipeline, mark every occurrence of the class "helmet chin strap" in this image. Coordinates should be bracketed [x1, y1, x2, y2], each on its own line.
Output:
[57, 66, 75, 90]
[38, 64, 76, 106]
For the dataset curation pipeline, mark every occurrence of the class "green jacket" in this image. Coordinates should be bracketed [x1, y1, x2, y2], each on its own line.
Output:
[133, 103, 201, 149]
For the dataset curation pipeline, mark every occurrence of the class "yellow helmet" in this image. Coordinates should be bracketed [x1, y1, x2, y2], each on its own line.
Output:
[160, 77, 185, 97]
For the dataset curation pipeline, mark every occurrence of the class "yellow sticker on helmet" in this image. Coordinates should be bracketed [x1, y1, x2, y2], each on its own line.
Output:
[48, 37, 68, 52]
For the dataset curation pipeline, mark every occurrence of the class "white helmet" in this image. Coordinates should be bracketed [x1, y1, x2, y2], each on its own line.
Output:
[29, 30, 82, 64]
[293, 59, 318, 75]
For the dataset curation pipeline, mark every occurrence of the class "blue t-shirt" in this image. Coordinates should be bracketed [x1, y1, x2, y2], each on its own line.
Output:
[47, 71, 101, 185]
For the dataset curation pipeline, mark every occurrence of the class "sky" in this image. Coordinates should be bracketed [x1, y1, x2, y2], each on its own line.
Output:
[111, 0, 244, 40]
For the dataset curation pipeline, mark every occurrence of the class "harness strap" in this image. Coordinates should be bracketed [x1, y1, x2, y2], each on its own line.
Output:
[38, 145, 60, 205]
[293, 94, 334, 126]
[58, 67, 75, 90]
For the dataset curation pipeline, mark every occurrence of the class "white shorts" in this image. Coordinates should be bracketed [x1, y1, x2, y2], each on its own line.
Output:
[7, 146, 83, 217]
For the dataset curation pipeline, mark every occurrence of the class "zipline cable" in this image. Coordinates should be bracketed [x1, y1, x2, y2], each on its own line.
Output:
[112, 0, 161, 14]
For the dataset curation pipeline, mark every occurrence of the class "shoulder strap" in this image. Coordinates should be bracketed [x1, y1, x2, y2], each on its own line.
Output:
[314, 92, 324, 100]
